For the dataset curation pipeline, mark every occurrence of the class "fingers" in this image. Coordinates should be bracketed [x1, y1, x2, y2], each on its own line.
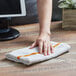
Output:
[47, 44, 51, 55]
[43, 41, 53, 56]
[43, 41, 48, 56]
[29, 40, 53, 56]
[50, 44, 53, 53]
[30, 41, 37, 49]
[39, 41, 43, 54]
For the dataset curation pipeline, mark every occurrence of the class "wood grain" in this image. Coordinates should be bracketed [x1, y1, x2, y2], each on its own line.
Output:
[0, 22, 76, 76]
[62, 9, 76, 28]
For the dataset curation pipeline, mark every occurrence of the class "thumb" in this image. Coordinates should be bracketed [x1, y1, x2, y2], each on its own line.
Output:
[29, 41, 37, 49]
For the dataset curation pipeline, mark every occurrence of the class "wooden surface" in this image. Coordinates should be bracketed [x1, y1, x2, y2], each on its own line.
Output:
[0, 22, 76, 76]
[62, 9, 76, 28]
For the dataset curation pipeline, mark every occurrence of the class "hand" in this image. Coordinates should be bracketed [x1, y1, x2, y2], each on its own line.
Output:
[30, 32, 53, 56]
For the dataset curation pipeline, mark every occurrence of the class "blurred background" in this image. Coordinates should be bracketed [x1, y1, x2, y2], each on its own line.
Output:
[0, 0, 63, 41]
[0, 0, 62, 25]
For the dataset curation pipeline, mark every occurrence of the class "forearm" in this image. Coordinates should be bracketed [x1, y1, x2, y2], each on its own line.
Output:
[37, 0, 52, 35]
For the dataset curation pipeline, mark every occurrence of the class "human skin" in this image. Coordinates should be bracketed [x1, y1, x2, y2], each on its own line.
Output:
[30, 0, 53, 56]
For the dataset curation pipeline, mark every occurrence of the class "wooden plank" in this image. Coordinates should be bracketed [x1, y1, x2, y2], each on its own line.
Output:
[0, 22, 76, 76]
[62, 9, 76, 28]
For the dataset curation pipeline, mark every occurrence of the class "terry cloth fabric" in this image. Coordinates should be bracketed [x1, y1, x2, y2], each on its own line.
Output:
[6, 41, 71, 65]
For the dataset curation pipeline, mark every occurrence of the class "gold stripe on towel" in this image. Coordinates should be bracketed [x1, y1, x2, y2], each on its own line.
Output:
[17, 52, 39, 59]
[53, 42, 61, 48]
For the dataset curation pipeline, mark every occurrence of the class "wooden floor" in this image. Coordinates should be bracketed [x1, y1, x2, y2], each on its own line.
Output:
[0, 22, 76, 76]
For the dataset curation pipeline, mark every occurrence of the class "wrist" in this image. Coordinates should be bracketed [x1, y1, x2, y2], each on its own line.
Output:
[39, 31, 51, 36]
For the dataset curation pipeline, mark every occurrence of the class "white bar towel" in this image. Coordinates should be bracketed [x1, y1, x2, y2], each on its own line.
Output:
[6, 41, 71, 65]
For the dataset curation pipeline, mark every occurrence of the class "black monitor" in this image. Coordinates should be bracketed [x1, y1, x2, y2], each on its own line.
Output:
[0, 0, 26, 41]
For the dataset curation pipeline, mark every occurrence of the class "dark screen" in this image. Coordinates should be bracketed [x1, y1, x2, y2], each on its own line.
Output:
[0, 0, 21, 15]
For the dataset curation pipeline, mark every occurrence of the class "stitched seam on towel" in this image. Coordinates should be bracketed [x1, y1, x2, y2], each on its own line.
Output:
[17, 42, 61, 59]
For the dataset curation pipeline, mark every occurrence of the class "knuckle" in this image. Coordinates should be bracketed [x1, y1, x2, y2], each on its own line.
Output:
[38, 38, 43, 42]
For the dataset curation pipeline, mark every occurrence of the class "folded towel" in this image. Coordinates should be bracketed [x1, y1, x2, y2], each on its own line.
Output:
[6, 41, 71, 65]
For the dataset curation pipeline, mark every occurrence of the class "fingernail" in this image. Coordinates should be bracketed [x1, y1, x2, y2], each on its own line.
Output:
[44, 54, 47, 56]
[47, 54, 49, 55]
[47, 52, 49, 55]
